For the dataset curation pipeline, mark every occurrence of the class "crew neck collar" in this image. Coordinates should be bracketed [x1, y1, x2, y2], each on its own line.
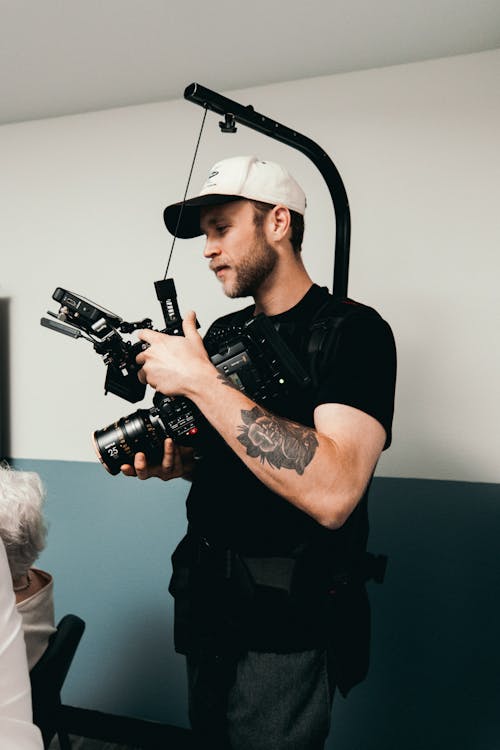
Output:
[267, 283, 328, 322]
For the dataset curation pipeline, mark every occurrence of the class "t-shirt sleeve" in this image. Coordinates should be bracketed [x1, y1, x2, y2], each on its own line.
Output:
[314, 313, 397, 449]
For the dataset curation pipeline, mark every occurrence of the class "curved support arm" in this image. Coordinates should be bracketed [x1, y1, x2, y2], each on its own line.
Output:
[184, 82, 350, 298]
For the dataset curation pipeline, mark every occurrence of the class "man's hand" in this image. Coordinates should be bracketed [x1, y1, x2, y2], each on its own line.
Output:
[135, 310, 212, 397]
[120, 438, 195, 481]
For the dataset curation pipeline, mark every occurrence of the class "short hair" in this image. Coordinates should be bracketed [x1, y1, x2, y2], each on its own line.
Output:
[0, 463, 48, 580]
[251, 200, 305, 254]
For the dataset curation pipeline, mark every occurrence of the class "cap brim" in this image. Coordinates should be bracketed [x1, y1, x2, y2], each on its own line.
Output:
[163, 194, 242, 239]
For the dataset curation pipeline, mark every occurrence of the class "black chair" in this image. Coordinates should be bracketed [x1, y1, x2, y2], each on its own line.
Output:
[30, 613, 86, 750]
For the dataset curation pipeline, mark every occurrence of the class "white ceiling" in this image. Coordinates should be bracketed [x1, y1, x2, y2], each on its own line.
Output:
[1, 0, 499, 126]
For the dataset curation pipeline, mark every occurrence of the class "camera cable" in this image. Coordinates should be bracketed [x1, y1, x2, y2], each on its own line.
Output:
[164, 106, 209, 279]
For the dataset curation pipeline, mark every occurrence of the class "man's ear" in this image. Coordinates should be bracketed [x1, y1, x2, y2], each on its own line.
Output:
[267, 204, 291, 242]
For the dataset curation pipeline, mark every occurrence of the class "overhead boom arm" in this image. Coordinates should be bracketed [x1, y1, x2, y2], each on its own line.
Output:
[184, 82, 351, 298]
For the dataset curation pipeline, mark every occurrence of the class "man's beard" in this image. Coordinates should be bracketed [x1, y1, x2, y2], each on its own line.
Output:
[224, 230, 278, 299]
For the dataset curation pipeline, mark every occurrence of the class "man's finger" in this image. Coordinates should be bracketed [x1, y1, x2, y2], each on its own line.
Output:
[120, 464, 137, 477]
[182, 310, 198, 338]
[134, 452, 148, 472]
[161, 437, 174, 464]
[136, 328, 158, 344]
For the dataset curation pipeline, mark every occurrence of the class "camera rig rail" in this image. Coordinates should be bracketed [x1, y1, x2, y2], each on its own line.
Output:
[42, 286, 153, 403]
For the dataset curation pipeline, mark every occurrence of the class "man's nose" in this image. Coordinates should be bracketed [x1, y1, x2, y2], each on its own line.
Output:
[203, 238, 220, 258]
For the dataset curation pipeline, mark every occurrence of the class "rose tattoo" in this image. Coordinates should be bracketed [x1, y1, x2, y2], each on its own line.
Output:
[237, 406, 318, 475]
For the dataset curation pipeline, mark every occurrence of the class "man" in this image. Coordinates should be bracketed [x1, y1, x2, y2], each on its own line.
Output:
[123, 155, 396, 749]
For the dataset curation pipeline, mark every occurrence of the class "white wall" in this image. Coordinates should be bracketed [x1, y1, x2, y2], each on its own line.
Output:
[2, 49, 499, 482]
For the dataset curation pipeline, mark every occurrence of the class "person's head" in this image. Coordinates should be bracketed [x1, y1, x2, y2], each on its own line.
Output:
[163, 156, 306, 299]
[0, 463, 47, 581]
[164, 155, 306, 244]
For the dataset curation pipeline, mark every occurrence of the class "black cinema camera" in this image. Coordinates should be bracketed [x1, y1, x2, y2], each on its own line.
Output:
[41, 279, 311, 475]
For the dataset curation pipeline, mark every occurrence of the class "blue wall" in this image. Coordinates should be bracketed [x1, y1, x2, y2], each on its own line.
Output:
[13, 458, 191, 727]
[329, 477, 500, 750]
[12, 460, 500, 749]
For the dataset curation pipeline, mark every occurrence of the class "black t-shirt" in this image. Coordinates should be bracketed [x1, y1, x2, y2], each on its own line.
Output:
[172, 284, 396, 667]
[185, 284, 397, 560]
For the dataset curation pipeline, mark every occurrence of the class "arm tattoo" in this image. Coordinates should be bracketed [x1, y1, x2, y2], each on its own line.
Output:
[217, 372, 241, 392]
[237, 405, 318, 475]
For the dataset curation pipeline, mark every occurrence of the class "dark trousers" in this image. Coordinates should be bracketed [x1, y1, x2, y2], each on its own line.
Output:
[187, 648, 335, 750]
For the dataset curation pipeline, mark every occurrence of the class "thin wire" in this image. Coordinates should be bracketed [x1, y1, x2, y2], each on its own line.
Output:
[164, 106, 209, 279]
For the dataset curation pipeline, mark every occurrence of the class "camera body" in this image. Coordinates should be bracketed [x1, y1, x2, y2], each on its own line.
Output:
[41, 280, 311, 474]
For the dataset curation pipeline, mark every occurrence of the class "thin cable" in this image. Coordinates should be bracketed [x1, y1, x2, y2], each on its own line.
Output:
[164, 106, 209, 279]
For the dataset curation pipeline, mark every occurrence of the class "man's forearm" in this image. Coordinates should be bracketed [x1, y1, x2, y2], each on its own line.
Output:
[134, 323, 384, 520]
[186, 364, 370, 529]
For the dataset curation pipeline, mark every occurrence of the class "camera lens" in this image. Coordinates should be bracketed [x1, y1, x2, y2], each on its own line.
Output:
[92, 409, 165, 475]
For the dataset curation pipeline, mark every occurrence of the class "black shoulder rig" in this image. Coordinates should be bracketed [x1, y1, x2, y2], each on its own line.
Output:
[307, 296, 382, 387]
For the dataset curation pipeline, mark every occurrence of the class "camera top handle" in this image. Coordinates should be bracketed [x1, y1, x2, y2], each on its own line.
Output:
[183, 82, 350, 299]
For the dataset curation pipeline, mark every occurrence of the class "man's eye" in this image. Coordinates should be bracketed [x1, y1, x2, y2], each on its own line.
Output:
[216, 225, 228, 233]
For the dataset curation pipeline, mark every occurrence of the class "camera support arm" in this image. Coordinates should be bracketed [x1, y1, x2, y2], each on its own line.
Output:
[183, 82, 351, 299]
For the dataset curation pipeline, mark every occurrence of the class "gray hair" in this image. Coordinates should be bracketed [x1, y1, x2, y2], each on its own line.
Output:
[0, 462, 48, 580]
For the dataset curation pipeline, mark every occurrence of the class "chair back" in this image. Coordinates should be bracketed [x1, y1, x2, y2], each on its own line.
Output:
[30, 613, 86, 748]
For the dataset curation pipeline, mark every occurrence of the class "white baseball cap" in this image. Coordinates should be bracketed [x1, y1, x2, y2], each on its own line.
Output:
[163, 155, 306, 238]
